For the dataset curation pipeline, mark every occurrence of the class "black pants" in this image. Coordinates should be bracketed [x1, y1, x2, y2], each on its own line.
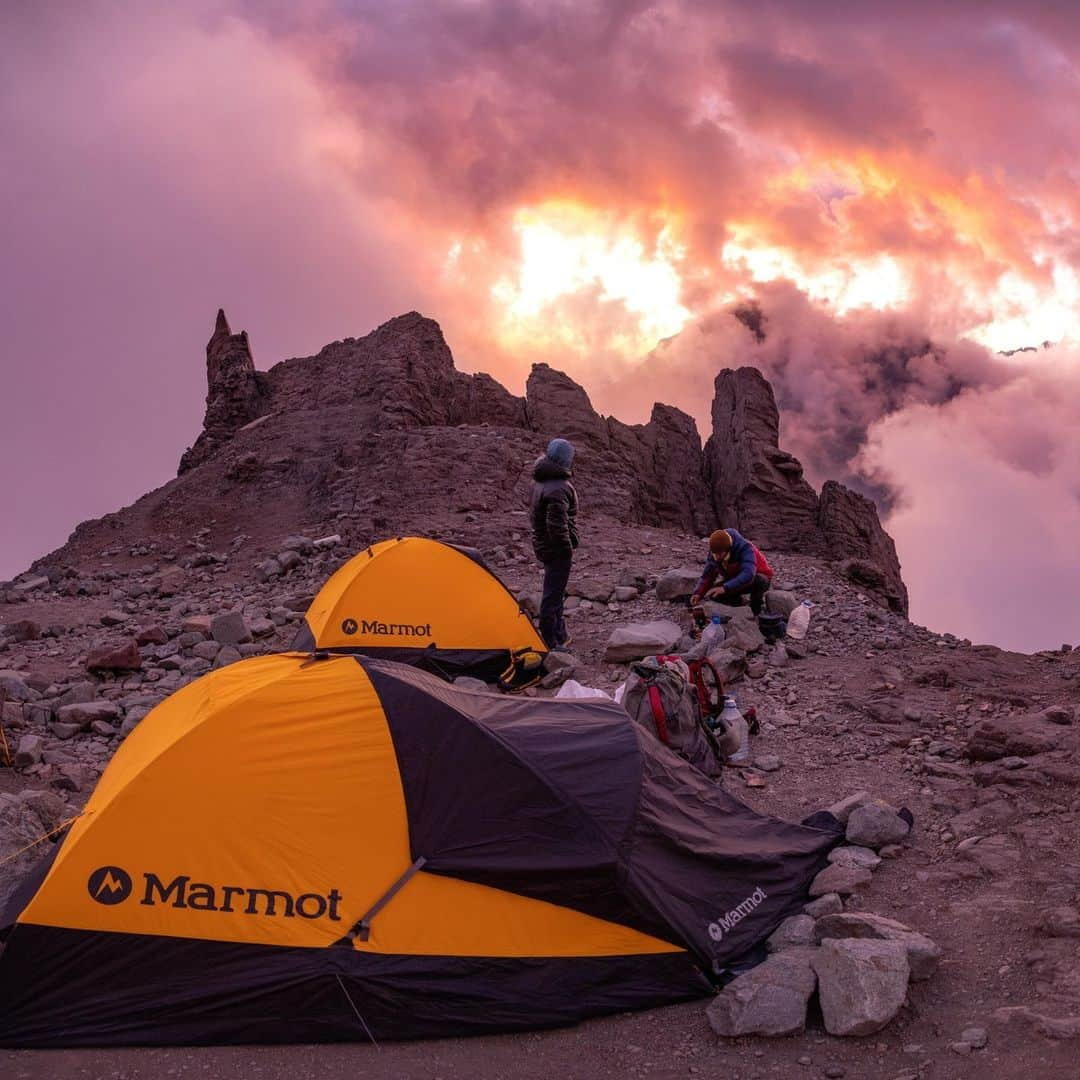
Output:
[539, 555, 573, 648]
[714, 574, 771, 616]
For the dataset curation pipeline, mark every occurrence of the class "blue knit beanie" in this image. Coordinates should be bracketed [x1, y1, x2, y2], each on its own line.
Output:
[546, 438, 575, 470]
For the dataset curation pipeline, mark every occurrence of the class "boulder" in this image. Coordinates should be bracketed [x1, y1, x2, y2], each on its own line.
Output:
[804, 893, 844, 918]
[656, 568, 701, 603]
[967, 714, 1064, 761]
[812, 939, 910, 1036]
[809, 864, 872, 898]
[845, 802, 911, 849]
[210, 612, 252, 646]
[815, 912, 941, 981]
[707, 647, 749, 685]
[603, 621, 683, 663]
[181, 615, 213, 635]
[706, 949, 817, 1037]
[85, 639, 142, 673]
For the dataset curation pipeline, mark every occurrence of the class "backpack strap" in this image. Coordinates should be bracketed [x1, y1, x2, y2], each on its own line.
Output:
[688, 658, 724, 718]
[645, 684, 671, 746]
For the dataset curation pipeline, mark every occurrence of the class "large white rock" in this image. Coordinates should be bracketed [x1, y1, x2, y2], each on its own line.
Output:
[707, 950, 817, 1037]
[812, 938, 910, 1036]
[603, 620, 683, 663]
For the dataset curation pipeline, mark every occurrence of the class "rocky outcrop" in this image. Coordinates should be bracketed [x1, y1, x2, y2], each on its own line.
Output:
[705, 367, 821, 551]
[704, 367, 907, 614]
[179, 310, 268, 473]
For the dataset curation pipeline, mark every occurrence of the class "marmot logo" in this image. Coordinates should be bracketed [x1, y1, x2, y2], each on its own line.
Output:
[88, 866, 133, 905]
[347, 618, 432, 638]
[707, 887, 767, 942]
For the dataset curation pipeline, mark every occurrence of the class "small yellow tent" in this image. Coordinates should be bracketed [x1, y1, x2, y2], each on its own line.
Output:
[293, 537, 546, 682]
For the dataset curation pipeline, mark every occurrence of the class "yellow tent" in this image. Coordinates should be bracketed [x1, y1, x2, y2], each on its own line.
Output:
[293, 537, 546, 683]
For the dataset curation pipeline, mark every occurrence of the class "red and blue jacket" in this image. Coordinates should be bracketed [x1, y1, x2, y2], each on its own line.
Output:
[693, 529, 773, 596]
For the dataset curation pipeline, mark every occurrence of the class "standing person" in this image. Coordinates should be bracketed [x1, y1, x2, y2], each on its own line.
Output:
[530, 438, 578, 649]
[690, 528, 773, 616]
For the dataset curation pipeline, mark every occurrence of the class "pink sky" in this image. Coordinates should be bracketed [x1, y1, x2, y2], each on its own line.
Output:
[2, 1, 1078, 651]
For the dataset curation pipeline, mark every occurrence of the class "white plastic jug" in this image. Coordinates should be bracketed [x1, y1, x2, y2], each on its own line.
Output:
[716, 695, 750, 763]
[786, 600, 812, 641]
[700, 615, 724, 650]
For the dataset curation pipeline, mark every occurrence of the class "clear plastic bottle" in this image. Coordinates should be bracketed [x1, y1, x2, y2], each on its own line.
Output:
[700, 615, 724, 650]
[715, 695, 750, 763]
[786, 600, 812, 641]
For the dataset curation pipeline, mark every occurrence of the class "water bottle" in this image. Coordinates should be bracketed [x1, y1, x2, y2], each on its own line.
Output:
[786, 600, 812, 641]
[700, 615, 724, 650]
[714, 695, 750, 763]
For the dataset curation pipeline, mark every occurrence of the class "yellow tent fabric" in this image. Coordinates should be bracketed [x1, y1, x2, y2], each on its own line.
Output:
[293, 537, 545, 680]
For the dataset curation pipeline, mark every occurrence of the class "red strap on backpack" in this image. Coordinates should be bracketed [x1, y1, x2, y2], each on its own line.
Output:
[688, 658, 724, 718]
[646, 684, 671, 745]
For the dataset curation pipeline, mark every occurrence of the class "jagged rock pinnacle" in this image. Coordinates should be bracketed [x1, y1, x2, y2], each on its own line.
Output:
[214, 308, 231, 337]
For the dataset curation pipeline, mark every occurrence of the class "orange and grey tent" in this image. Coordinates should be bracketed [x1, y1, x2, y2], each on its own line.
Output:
[0, 653, 839, 1047]
[293, 537, 546, 682]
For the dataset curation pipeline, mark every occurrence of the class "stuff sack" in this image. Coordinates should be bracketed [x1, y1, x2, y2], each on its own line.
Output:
[622, 656, 722, 777]
[757, 613, 787, 643]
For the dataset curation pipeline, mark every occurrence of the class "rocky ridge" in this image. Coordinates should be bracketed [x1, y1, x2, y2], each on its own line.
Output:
[43, 310, 904, 614]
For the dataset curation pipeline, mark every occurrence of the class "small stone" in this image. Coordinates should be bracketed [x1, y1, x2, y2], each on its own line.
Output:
[14, 733, 45, 768]
[828, 846, 882, 871]
[136, 625, 169, 646]
[181, 615, 213, 635]
[755, 754, 782, 772]
[826, 791, 873, 824]
[210, 612, 252, 646]
[99, 610, 128, 627]
[85, 639, 142, 673]
[961, 1026, 988, 1049]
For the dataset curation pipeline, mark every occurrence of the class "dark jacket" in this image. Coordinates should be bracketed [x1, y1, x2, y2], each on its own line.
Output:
[531, 456, 579, 562]
[693, 528, 774, 596]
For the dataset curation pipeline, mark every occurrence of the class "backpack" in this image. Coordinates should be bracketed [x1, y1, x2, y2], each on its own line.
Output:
[622, 656, 724, 777]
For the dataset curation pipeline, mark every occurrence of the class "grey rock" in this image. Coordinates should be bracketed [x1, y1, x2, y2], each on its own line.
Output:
[706, 949, 817, 1037]
[0, 671, 36, 702]
[845, 802, 911, 849]
[828, 846, 882, 871]
[809, 864, 873, 898]
[812, 938, 910, 1036]
[723, 607, 766, 653]
[826, 791, 873, 825]
[280, 535, 315, 554]
[276, 550, 303, 572]
[256, 558, 282, 582]
[603, 620, 683, 663]
[210, 612, 252, 646]
[804, 893, 844, 918]
[55, 700, 120, 728]
[250, 617, 276, 639]
[815, 912, 941, 981]
[656, 568, 701, 603]
[961, 1026, 988, 1049]
[612, 586, 638, 603]
[192, 641, 222, 661]
[766, 914, 816, 952]
[707, 646, 749, 685]
[212, 646, 243, 669]
[48, 721, 83, 740]
[765, 590, 800, 618]
[99, 610, 128, 627]
[755, 754, 782, 772]
[14, 733, 45, 768]
[313, 534, 341, 550]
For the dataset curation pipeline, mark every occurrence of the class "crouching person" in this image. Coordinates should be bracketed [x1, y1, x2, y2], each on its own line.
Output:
[690, 529, 773, 616]
[531, 438, 579, 649]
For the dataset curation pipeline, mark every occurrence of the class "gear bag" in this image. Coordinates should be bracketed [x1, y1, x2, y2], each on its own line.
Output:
[621, 656, 723, 777]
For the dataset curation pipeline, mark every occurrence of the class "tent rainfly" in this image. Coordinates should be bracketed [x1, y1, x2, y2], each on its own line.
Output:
[0, 653, 840, 1047]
